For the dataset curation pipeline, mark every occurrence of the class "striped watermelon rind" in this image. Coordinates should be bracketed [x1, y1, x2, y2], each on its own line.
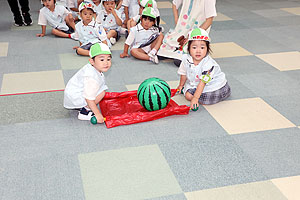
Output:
[137, 78, 171, 111]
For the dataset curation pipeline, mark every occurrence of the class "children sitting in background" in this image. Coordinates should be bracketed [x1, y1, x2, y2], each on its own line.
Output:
[122, 0, 139, 27]
[71, 2, 108, 56]
[64, 43, 112, 123]
[120, 7, 163, 64]
[127, 0, 160, 33]
[177, 28, 231, 109]
[37, 0, 75, 38]
[66, 0, 79, 21]
[96, 0, 123, 45]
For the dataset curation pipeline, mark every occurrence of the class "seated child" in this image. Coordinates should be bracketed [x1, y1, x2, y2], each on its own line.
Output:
[120, 7, 163, 64]
[37, 0, 76, 38]
[64, 43, 112, 123]
[127, 0, 161, 33]
[177, 28, 231, 109]
[66, 0, 79, 21]
[122, 0, 140, 27]
[71, 2, 108, 56]
[96, 0, 123, 45]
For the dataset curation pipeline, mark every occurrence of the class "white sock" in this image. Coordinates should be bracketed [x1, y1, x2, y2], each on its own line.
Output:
[149, 49, 157, 56]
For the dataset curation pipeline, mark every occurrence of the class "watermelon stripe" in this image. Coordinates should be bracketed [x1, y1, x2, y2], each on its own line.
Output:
[141, 86, 147, 109]
[148, 87, 154, 111]
[153, 85, 162, 110]
[155, 84, 170, 106]
[158, 81, 171, 94]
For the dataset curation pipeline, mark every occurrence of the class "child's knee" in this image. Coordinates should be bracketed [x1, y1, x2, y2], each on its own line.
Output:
[185, 92, 193, 101]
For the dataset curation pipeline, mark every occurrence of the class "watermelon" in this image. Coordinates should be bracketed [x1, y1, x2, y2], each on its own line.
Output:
[137, 78, 171, 111]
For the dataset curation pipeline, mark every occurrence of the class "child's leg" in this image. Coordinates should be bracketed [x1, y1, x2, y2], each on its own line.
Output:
[150, 33, 164, 51]
[127, 19, 136, 32]
[185, 92, 194, 101]
[65, 14, 76, 30]
[106, 30, 117, 39]
[130, 48, 150, 61]
[76, 48, 90, 56]
[51, 28, 70, 38]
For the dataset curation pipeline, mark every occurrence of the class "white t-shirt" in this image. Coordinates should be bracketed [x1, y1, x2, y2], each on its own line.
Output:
[172, 0, 217, 18]
[122, 0, 140, 18]
[96, 9, 123, 31]
[125, 23, 160, 49]
[71, 20, 107, 45]
[178, 54, 227, 93]
[38, 5, 71, 31]
[64, 63, 108, 109]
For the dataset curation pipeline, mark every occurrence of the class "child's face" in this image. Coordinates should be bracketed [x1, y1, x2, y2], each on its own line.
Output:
[42, 0, 55, 9]
[103, 1, 116, 13]
[80, 8, 94, 25]
[189, 40, 207, 64]
[93, 0, 101, 5]
[141, 17, 155, 30]
[90, 54, 112, 72]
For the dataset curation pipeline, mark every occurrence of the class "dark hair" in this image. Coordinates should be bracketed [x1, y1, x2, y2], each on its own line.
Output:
[141, 15, 156, 22]
[92, 54, 112, 60]
[187, 40, 212, 55]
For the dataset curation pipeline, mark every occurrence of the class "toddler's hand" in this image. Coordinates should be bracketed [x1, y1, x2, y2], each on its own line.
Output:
[36, 33, 45, 37]
[73, 46, 79, 50]
[176, 85, 183, 94]
[120, 52, 130, 58]
[95, 114, 105, 124]
[190, 97, 199, 110]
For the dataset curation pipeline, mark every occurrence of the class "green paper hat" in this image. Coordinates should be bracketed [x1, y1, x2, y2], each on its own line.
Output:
[89, 43, 111, 58]
[188, 28, 210, 42]
[140, 0, 153, 8]
[142, 7, 156, 19]
[79, 2, 95, 12]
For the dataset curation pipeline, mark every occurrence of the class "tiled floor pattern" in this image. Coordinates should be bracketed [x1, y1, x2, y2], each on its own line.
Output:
[1, 0, 300, 199]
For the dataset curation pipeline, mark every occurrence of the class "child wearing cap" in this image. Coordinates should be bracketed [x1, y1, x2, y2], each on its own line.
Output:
[127, 0, 160, 33]
[177, 28, 231, 109]
[36, 0, 75, 38]
[71, 2, 108, 56]
[120, 7, 163, 64]
[64, 43, 112, 123]
[96, 0, 123, 45]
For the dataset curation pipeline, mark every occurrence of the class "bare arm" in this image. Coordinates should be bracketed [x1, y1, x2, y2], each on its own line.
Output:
[36, 25, 46, 37]
[116, 0, 123, 10]
[176, 75, 187, 93]
[190, 80, 206, 108]
[86, 99, 104, 123]
[111, 9, 123, 26]
[172, 4, 179, 25]
[200, 17, 214, 30]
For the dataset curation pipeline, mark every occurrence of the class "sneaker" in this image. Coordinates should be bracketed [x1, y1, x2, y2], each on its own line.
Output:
[78, 107, 94, 121]
[110, 37, 116, 45]
[149, 54, 159, 64]
[14, 15, 23, 26]
[22, 12, 33, 26]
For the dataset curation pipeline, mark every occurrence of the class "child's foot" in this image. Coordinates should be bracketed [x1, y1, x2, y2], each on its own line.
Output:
[110, 37, 116, 45]
[14, 15, 24, 26]
[149, 54, 159, 64]
[78, 107, 94, 120]
[22, 12, 33, 26]
[120, 27, 127, 35]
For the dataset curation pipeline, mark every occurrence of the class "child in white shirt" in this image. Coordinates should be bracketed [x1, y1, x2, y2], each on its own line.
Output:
[96, 0, 123, 45]
[64, 43, 112, 123]
[71, 2, 108, 56]
[37, 0, 76, 38]
[120, 7, 163, 64]
[127, 0, 160, 33]
[177, 28, 231, 109]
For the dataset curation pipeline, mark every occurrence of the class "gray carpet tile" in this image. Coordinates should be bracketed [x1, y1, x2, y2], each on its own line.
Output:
[146, 193, 187, 200]
[233, 128, 300, 178]
[0, 91, 69, 125]
[158, 136, 268, 192]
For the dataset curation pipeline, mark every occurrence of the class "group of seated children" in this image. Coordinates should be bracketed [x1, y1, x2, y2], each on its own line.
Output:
[64, 28, 231, 122]
[37, 0, 163, 64]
